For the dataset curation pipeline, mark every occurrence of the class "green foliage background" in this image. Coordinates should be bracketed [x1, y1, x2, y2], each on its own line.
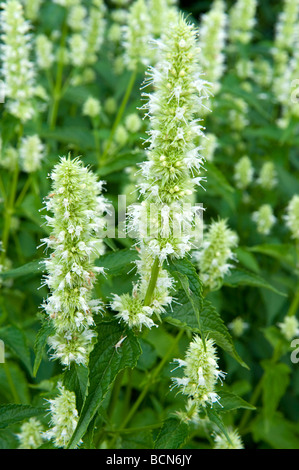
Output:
[0, 0, 299, 449]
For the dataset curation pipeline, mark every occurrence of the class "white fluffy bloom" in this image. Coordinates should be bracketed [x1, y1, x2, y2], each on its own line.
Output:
[171, 336, 226, 408]
[44, 384, 79, 448]
[285, 194, 299, 239]
[1, 0, 36, 121]
[19, 135, 45, 173]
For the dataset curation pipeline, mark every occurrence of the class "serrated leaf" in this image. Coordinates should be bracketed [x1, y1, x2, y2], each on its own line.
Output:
[223, 268, 286, 296]
[154, 418, 189, 449]
[0, 325, 32, 375]
[0, 260, 43, 280]
[165, 258, 203, 332]
[205, 161, 234, 193]
[261, 361, 291, 420]
[249, 244, 296, 269]
[205, 408, 233, 445]
[214, 391, 256, 413]
[199, 300, 248, 369]
[97, 248, 139, 277]
[33, 320, 54, 377]
[67, 320, 141, 449]
[63, 364, 89, 414]
[0, 404, 44, 429]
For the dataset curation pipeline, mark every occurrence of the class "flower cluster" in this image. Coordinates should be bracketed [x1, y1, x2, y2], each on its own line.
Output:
[213, 428, 244, 449]
[278, 315, 299, 341]
[19, 135, 45, 173]
[228, 317, 249, 337]
[272, 1, 299, 124]
[228, 0, 257, 45]
[22, 0, 44, 20]
[41, 157, 108, 367]
[194, 219, 238, 290]
[252, 204, 276, 236]
[171, 336, 226, 408]
[123, 0, 153, 71]
[0, 0, 36, 122]
[36, 34, 55, 70]
[17, 418, 44, 449]
[257, 161, 278, 190]
[234, 156, 254, 190]
[43, 383, 79, 448]
[112, 15, 210, 331]
[66, 0, 106, 68]
[285, 194, 299, 240]
[198, 0, 227, 95]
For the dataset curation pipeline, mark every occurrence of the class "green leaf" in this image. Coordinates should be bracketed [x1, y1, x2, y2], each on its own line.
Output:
[261, 360, 291, 420]
[0, 404, 44, 429]
[0, 260, 43, 280]
[205, 161, 234, 194]
[165, 258, 203, 331]
[199, 300, 248, 369]
[67, 320, 141, 448]
[223, 268, 287, 296]
[236, 247, 260, 274]
[205, 408, 233, 445]
[33, 319, 54, 377]
[251, 412, 299, 449]
[40, 126, 94, 150]
[97, 248, 139, 277]
[63, 364, 89, 414]
[214, 391, 256, 413]
[98, 151, 144, 177]
[249, 244, 297, 269]
[154, 418, 189, 449]
[0, 325, 32, 375]
[162, 293, 247, 368]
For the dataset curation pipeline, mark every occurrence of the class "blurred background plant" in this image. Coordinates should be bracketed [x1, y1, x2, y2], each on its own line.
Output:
[0, 0, 299, 450]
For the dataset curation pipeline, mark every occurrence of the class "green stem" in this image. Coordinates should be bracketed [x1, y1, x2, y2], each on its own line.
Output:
[1, 164, 19, 265]
[287, 287, 299, 317]
[14, 174, 33, 208]
[107, 369, 125, 422]
[119, 328, 184, 431]
[238, 375, 264, 433]
[3, 362, 20, 404]
[101, 69, 137, 165]
[239, 339, 283, 433]
[143, 257, 160, 307]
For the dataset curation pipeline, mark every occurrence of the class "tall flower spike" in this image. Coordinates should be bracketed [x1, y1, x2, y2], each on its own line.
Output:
[285, 194, 299, 240]
[198, 0, 227, 95]
[171, 336, 226, 408]
[21, 0, 44, 20]
[234, 155, 254, 190]
[43, 383, 79, 448]
[0, 0, 36, 122]
[123, 0, 153, 71]
[41, 156, 108, 367]
[194, 219, 238, 291]
[228, 0, 257, 45]
[112, 14, 210, 331]
[19, 135, 45, 173]
[257, 161, 278, 190]
[252, 204, 276, 236]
